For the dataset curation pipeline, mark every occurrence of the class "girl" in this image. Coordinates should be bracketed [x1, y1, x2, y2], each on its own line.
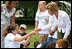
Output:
[1, 1, 18, 48]
[3, 24, 41, 48]
[35, 1, 50, 43]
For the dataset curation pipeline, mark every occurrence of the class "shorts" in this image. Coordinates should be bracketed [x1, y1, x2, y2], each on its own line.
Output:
[40, 34, 48, 37]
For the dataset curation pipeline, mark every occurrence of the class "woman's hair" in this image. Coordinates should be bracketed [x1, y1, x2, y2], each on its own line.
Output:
[37, 1, 46, 13]
[5, 1, 18, 8]
[46, 2, 58, 13]
[3, 24, 18, 37]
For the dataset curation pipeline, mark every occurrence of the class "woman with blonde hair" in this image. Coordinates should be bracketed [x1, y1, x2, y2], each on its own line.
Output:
[1, 1, 18, 48]
[35, 1, 50, 43]
[42, 2, 71, 43]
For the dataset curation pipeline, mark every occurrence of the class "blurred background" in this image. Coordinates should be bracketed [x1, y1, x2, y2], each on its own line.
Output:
[1, 1, 71, 25]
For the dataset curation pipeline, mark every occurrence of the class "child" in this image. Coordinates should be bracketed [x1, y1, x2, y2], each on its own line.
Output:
[18, 24, 30, 48]
[3, 24, 41, 48]
[35, 1, 50, 43]
[56, 39, 68, 48]
[34, 41, 40, 48]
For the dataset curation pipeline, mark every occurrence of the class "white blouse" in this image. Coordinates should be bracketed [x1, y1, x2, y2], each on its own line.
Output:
[1, 4, 16, 25]
[42, 10, 71, 39]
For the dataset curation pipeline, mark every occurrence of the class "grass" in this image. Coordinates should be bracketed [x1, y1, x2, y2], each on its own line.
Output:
[23, 25, 40, 48]
[22, 25, 71, 48]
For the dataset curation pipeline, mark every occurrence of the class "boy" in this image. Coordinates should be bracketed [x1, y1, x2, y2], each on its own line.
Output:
[18, 24, 30, 48]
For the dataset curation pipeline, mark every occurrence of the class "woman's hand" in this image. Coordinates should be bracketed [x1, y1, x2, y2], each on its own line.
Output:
[45, 17, 49, 22]
[28, 35, 32, 39]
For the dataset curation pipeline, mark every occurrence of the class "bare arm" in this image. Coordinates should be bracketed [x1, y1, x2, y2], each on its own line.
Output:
[11, 12, 15, 24]
[35, 21, 38, 29]
[22, 35, 31, 46]
[14, 31, 34, 42]
[49, 28, 53, 35]
[14, 28, 41, 42]
[1, 5, 3, 12]
[49, 26, 58, 35]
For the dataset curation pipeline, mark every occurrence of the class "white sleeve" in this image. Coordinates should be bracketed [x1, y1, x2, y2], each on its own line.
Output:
[42, 16, 54, 30]
[6, 33, 15, 42]
[37, 44, 42, 48]
[35, 12, 39, 21]
[63, 12, 71, 39]
[63, 21, 71, 39]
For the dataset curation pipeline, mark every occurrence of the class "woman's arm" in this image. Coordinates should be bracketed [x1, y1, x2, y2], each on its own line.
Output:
[14, 28, 41, 42]
[11, 12, 15, 24]
[22, 35, 31, 46]
[14, 31, 35, 42]
[1, 5, 3, 12]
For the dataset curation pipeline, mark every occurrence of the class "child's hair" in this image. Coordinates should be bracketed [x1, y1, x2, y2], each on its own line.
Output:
[56, 39, 68, 48]
[5, 1, 18, 7]
[37, 1, 46, 13]
[3, 24, 18, 37]
[46, 42, 56, 48]
[46, 2, 58, 13]
[34, 41, 40, 48]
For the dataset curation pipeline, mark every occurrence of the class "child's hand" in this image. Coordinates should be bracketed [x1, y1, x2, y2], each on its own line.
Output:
[50, 31, 54, 35]
[31, 31, 37, 35]
[35, 28, 42, 32]
[45, 17, 49, 22]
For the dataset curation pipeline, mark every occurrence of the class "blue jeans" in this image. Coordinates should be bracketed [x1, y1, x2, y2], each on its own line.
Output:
[48, 37, 57, 44]
[41, 41, 48, 48]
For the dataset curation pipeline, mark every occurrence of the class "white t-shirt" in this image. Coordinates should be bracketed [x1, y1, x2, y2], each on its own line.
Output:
[48, 15, 58, 39]
[35, 10, 50, 34]
[36, 44, 42, 48]
[4, 33, 25, 48]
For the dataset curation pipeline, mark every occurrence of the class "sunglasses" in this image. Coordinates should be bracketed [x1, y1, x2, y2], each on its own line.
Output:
[20, 27, 26, 30]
